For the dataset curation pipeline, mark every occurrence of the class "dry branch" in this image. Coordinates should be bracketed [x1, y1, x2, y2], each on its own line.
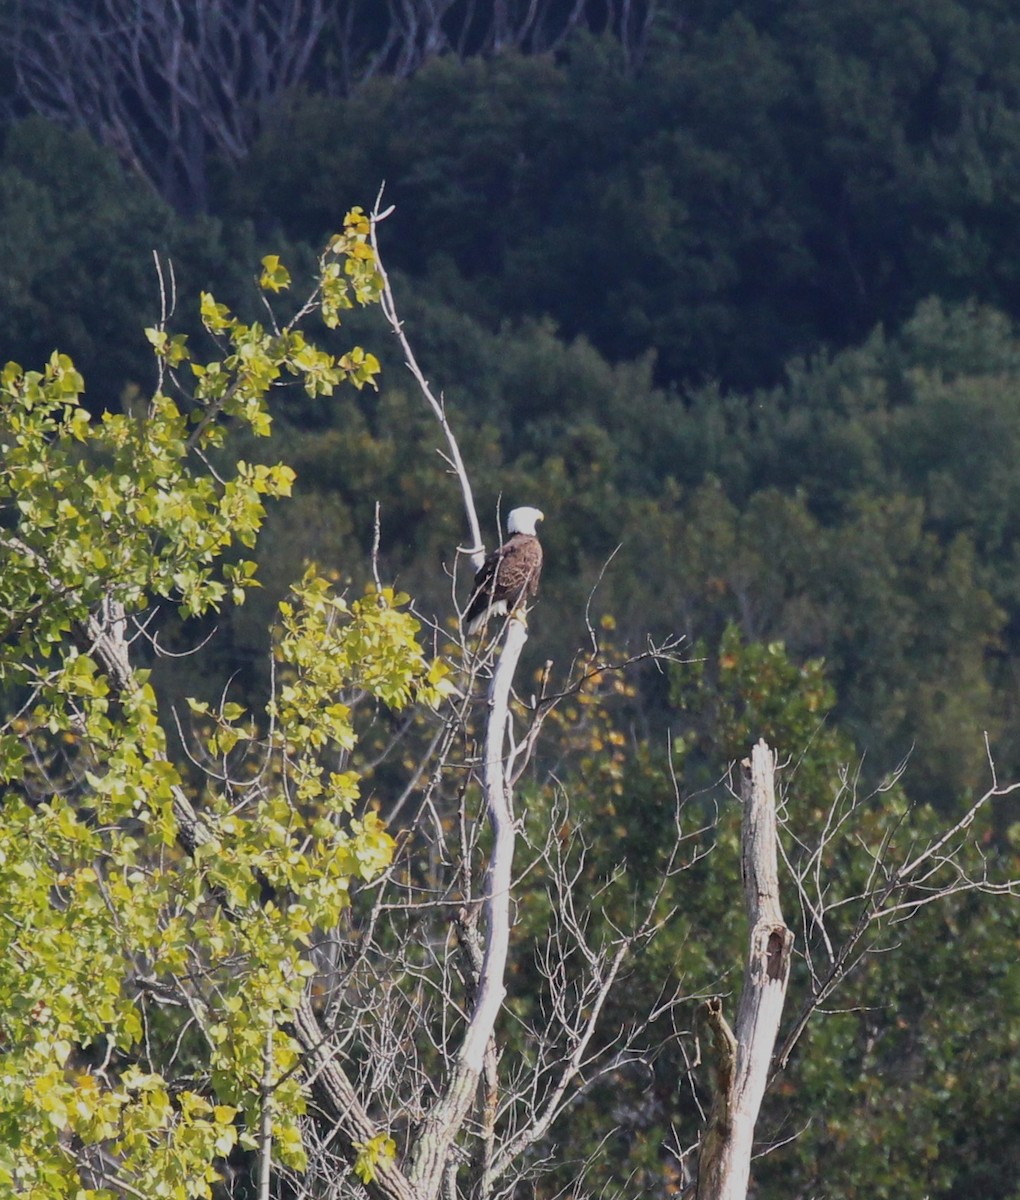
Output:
[773, 748, 1020, 1076]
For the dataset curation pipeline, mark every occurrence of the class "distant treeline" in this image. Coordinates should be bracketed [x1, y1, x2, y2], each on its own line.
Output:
[4, 0, 1020, 390]
[0, 0, 657, 212]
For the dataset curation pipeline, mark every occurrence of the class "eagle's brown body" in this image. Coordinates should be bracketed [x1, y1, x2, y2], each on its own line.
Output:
[464, 508, 544, 635]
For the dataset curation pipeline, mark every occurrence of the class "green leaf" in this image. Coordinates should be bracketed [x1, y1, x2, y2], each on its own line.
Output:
[259, 255, 292, 293]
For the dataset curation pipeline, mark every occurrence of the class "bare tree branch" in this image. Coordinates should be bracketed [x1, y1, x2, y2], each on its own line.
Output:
[371, 196, 486, 570]
[772, 751, 1020, 1076]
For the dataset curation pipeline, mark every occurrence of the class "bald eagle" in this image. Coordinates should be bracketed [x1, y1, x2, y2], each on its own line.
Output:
[463, 507, 545, 635]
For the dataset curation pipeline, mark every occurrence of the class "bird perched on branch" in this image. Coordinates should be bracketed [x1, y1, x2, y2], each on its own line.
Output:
[463, 506, 545, 635]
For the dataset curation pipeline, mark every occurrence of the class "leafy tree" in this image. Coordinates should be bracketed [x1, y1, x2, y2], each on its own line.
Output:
[0, 211, 426, 1195]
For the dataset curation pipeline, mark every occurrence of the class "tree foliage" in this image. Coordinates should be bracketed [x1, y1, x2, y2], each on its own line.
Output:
[229, 0, 1020, 389]
[0, 213, 448, 1195]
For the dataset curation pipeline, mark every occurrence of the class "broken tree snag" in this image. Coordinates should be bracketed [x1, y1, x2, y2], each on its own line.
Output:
[698, 741, 794, 1200]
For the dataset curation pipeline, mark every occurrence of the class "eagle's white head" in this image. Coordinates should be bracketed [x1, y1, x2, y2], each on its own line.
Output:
[507, 506, 545, 536]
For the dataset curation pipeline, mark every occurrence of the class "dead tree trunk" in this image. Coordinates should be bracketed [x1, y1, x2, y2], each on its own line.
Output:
[697, 740, 794, 1200]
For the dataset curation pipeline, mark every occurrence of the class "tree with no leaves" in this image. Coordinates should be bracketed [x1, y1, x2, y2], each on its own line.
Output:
[0, 0, 659, 213]
[1, 206, 1017, 1200]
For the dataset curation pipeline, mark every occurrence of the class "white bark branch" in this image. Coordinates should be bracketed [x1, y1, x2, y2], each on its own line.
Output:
[409, 616, 527, 1199]
[258, 1015, 274, 1200]
[371, 200, 486, 570]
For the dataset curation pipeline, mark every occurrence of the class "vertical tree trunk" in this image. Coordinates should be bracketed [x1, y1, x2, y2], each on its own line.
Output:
[409, 617, 528, 1199]
[697, 740, 794, 1200]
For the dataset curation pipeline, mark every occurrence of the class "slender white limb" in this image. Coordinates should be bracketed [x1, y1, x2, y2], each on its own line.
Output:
[409, 617, 528, 1199]
[466, 618, 527, 1067]
[370, 197, 486, 571]
[258, 1015, 274, 1200]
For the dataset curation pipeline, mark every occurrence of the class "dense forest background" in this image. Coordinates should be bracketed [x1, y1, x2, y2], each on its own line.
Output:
[2, 0, 1020, 1195]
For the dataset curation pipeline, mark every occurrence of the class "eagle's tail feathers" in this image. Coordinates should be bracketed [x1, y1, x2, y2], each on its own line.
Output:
[465, 600, 508, 636]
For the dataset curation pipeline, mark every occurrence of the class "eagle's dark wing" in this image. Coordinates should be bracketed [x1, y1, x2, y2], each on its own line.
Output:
[463, 534, 543, 634]
[463, 546, 504, 631]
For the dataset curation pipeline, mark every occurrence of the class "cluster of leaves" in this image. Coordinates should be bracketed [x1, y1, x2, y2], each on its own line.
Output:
[0, 118, 278, 406]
